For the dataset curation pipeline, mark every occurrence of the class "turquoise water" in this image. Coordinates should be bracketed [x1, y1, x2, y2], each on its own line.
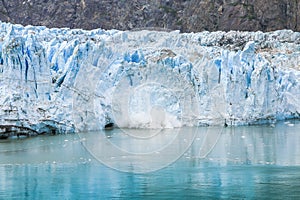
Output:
[1, 121, 300, 199]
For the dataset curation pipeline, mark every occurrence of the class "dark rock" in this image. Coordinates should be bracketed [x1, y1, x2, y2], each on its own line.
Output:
[0, 0, 299, 33]
[104, 123, 114, 130]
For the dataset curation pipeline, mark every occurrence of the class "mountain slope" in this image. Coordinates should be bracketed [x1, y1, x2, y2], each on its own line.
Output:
[0, 0, 299, 32]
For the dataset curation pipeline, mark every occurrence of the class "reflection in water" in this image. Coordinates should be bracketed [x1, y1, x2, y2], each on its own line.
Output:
[79, 127, 199, 173]
[0, 120, 300, 199]
[200, 121, 300, 166]
[0, 134, 92, 165]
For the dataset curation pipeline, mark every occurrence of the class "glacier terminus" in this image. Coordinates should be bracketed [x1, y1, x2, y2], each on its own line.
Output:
[0, 21, 300, 134]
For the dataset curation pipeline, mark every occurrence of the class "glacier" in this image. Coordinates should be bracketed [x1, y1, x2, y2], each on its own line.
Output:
[0, 21, 300, 134]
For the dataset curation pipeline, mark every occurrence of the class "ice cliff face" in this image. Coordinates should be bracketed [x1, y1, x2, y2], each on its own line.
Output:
[0, 22, 300, 133]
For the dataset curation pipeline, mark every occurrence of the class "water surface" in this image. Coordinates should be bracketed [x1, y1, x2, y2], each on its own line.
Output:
[1, 120, 300, 199]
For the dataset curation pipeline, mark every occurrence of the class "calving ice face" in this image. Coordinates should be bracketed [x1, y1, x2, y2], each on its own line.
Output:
[0, 22, 300, 134]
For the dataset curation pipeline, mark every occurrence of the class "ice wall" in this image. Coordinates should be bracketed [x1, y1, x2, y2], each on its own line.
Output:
[0, 22, 300, 133]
